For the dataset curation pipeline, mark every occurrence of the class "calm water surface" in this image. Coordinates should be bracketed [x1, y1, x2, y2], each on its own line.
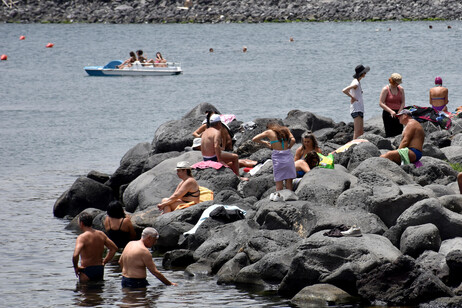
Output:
[0, 21, 461, 307]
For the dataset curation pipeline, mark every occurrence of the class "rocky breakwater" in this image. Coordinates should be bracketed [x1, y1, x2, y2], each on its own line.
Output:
[2, 0, 462, 23]
[56, 102, 462, 306]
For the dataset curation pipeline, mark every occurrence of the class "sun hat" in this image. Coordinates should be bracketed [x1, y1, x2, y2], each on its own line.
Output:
[209, 114, 221, 124]
[390, 73, 402, 85]
[397, 109, 412, 116]
[435, 76, 443, 85]
[175, 161, 192, 170]
[191, 138, 201, 149]
[353, 64, 370, 78]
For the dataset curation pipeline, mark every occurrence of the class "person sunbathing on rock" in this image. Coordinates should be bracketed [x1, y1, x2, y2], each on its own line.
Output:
[157, 161, 200, 214]
[295, 150, 320, 178]
[193, 110, 233, 152]
[380, 109, 424, 164]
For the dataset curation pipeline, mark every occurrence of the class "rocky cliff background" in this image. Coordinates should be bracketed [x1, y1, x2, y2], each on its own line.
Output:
[1, 0, 462, 23]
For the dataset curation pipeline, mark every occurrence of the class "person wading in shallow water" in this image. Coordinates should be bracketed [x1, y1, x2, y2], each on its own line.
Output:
[72, 212, 118, 282]
[119, 227, 177, 288]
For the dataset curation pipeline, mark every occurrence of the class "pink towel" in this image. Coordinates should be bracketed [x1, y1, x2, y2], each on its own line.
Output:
[220, 114, 236, 125]
[192, 161, 229, 170]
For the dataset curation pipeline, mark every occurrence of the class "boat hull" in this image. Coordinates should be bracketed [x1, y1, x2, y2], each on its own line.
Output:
[84, 66, 182, 76]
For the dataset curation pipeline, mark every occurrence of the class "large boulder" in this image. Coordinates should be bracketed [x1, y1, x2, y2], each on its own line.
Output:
[105, 142, 151, 197]
[278, 232, 402, 297]
[150, 103, 219, 154]
[282, 110, 335, 142]
[142, 151, 181, 173]
[346, 141, 382, 171]
[405, 156, 459, 186]
[423, 143, 448, 160]
[360, 133, 393, 150]
[440, 146, 462, 165]
[357, 255, 453, 306]
[351, 157, 414, 185]
[385, 198, 462, 247]
[337, 171, 430, 227]
[254, 200, 387, 236]
[415, 250, 450, 282]
[400, 223, 441, 258]
[295, 168, 357, 206]
[291, 284, 358, 307]
[53, 176, 115, 218]
[123, 151, 203, 212]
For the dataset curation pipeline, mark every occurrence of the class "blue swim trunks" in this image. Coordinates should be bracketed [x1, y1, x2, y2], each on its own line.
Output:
[203, 155, 218, 162]
[81, 265, 104, 281]
[122, 276, 149, 288]
[409, 147, 422, 162]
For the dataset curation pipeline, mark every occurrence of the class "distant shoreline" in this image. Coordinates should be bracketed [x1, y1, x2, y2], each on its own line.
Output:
[1, 0, 461, 24]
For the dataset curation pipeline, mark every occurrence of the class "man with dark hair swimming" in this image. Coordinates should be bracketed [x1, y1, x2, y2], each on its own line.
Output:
[72, 212, 118, 282]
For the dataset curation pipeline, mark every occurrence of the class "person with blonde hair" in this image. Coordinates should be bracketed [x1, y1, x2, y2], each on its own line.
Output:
[379, 73, 406, 137]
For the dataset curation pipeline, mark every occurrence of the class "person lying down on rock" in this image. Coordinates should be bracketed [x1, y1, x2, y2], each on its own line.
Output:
[157, 161, 213, 213]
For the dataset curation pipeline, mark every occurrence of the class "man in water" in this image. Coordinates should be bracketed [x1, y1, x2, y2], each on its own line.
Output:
[380, 109, 425, 164]
[72, 212, 118, 282]
[119, 227, 177, 288]
[201, 114, 240, 176]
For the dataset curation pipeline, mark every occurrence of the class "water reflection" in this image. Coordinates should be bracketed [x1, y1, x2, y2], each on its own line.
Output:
[120, 287, 160, 307]
[74, 281, 105, 307]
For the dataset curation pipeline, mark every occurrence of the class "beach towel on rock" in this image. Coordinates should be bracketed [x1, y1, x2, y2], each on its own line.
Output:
[192, 161, 228, 170]
[174, 186, 214, 211]
[183, 204, 246, 236]
[317, 153, 334, 169]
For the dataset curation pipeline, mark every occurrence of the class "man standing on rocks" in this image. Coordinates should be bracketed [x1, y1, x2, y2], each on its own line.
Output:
[119, 227, 177, 288]
[72, 212, 118, 282]
[201, 114, 241, 177]
[380, 109, 424, 164]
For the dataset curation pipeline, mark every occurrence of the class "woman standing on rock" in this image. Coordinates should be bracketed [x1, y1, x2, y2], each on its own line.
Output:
[342, 64, 370, 140]
[379, 73, 405, 137]
[252, 122, 296, 191]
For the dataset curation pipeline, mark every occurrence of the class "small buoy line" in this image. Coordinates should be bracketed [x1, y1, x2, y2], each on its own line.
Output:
[1, 35, 55, 61]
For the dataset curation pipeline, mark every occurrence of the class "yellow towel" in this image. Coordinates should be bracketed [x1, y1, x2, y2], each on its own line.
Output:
[175, 186, 214, 210]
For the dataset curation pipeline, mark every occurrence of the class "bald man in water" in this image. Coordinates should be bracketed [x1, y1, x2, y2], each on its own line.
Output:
[72, 212, 118, 282]
[119, 227, 177, 288]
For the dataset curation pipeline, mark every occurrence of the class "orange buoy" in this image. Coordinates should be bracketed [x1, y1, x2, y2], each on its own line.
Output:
[46, 43, 54, 48]
[19, 35, 25, 40]
[1, 54, 7, 61]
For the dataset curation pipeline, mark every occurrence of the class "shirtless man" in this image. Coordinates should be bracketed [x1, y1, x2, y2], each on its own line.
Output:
[72, 212, 118, 282]
[380, 109, 425, 164]
[429, 76, 449, 112]
[201, 114, 240, 176]
[119, 227, 177, 288]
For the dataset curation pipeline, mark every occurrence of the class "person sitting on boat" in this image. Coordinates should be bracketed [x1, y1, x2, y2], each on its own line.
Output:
[147, 52, 167, 67]
[157, 161, 200, 214]
[429, 76, 449, 113]
[136, 50, 147, 64]
[117, 51, 137, 69]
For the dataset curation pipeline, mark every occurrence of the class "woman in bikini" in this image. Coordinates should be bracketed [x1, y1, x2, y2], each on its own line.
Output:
[117, 51, 137, 69]
[252, 122, 296, 191]
[379, 73, 406, 137]
[294, 132, 321, 177]
[104, 201, 136, 249]
[430, 76, 449, 113]
[157, 161, 200, 213]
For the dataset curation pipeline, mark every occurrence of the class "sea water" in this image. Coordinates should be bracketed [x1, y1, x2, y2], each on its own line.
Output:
[0, 21, 461, 307]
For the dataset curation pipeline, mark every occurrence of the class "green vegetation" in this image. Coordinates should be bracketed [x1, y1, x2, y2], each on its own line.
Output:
[450, 163, 462, 173]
